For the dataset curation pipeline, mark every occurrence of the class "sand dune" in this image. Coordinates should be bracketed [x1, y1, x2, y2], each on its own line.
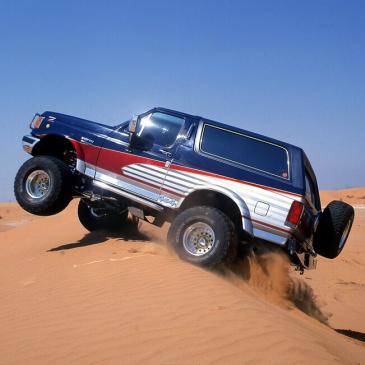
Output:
[0, 189, 364, 364]
[320, 187, 365, 206]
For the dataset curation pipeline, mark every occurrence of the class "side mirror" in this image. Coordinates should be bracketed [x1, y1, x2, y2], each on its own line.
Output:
[129, 115, 138, 134]
[128, 115, 139, 147]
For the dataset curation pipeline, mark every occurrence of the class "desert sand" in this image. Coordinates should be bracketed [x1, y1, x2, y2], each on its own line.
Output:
[0, 188, 364, 364]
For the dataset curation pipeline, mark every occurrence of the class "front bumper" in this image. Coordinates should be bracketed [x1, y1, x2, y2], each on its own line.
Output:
[22, 135, 40, 154]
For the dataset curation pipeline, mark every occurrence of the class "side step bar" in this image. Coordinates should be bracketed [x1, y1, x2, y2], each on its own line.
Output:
[93, 180, 164, 211]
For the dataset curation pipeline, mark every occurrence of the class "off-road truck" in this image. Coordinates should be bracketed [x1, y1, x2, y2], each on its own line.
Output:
[15, 108, 355, 270]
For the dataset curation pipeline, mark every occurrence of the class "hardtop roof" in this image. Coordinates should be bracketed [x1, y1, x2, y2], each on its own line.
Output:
[153, 106, 303, 153]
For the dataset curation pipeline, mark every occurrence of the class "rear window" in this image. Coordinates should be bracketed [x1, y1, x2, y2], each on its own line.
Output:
[200, 124, 289, 179]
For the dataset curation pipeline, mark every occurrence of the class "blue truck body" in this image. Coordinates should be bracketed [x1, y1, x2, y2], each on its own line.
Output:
[17, 106, 354, 271]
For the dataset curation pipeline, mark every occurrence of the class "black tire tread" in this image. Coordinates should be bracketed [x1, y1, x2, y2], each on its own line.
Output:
[168, 206, 237, 267]
[14, 156, 72, 216]
[78, 199, 129, 232]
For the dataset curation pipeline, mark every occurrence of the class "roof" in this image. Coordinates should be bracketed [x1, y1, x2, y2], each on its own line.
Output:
[152, 107, 303, 153]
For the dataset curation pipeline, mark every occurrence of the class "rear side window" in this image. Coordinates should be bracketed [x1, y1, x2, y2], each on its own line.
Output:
[137, 112, 184, 148]
[200, 124, 289, 179]
[305, 172, 317, 207]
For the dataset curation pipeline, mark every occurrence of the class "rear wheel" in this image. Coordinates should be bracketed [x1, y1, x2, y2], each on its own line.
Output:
[167, 206, 238, 267]
[313, 200, 355, 259]
[78, 199, 134, 232]
[14, 156, 73, 216]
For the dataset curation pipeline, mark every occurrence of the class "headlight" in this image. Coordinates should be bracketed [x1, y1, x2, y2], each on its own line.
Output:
[29, 114, 44, 129]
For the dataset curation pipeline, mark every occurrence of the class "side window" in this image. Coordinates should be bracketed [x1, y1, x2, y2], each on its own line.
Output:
[137, 112, 184, 148]
[200, 124, 289, 179]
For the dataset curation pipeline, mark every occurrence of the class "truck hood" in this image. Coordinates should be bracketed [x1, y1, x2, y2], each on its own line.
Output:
[40, 111, 115, 139]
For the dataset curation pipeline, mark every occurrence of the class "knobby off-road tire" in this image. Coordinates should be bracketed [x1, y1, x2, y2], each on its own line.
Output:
[78, 199, 132, 232]
[313, 200, 355, 259]
[14, 156, 73, 216]
[167, 206, 238, 267]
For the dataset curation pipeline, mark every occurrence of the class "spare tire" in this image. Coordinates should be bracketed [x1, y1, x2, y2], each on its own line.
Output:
[313, 200, 354, 259]
[14, 156, 73, 216]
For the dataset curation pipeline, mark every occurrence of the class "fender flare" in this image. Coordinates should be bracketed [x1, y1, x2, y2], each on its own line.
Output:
[182, 184, 254, 236]
[29, 134, 87, 174]
[27, 134, 82, 159]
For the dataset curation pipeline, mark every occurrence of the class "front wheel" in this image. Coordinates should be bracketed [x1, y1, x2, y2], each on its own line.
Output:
[167, 206, 238, 267]
[14, 156, 73, 216]
[78, 199, 133, 232]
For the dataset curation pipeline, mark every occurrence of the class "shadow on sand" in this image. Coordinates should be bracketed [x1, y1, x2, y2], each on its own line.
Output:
[48, 222, 150, 252]
[335, 329, 365, 343]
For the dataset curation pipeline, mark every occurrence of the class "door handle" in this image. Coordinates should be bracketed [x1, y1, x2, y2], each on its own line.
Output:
[159, 149, 172, 158]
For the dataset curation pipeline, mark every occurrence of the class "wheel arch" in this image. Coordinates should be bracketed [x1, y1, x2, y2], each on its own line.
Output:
[178, 186, 253, 238]
[31, 134, 81, 169]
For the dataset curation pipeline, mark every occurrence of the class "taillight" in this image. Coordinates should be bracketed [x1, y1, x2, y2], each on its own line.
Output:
[286, 200, 304, 227]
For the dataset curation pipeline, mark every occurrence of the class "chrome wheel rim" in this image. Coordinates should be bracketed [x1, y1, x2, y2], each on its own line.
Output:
[182, 222, 216, 256]
[25, 170, 51, 199]
[339, 219, 353, 249]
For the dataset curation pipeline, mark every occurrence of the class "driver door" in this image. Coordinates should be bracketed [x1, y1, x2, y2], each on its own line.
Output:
[95, 111, 186, 204]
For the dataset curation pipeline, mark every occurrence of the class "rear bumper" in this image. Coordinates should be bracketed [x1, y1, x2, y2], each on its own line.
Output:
[22, 135, 40, 154]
